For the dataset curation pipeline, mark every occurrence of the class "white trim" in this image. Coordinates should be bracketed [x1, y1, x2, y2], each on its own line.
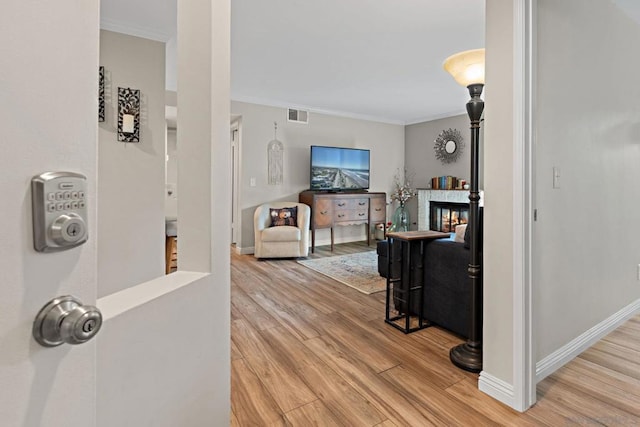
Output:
[100, 18, 175, 42]
[231, 95, 470, 126]
[479, 372, 516, 408]
[235, 245, 254, 255]
[404, 110, 468, 126]
[511, 0, 537, 412]
[536, 298, 640, 383]
[98, 271, 208, 319]
[231, 95, 406, 125]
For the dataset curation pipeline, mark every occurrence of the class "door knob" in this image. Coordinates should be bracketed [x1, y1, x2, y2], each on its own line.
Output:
[33, 295, 102, 347]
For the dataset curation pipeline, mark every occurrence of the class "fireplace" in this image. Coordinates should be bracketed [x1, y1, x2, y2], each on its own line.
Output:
[430, 202, 469, 233]
[417, 189, 482, 231]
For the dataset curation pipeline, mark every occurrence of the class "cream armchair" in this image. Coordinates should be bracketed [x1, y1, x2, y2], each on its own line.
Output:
[254, 202, 310, 259]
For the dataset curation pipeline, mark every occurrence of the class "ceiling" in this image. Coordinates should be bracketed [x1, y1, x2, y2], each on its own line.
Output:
[101, 1, 485, 124]
[100, 0, 640, 125]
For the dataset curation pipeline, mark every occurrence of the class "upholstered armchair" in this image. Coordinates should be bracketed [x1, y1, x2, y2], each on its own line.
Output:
[254, 202, 310, 259]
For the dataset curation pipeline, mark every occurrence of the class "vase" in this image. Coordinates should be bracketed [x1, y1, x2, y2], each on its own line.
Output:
[390, 203, 410, 232]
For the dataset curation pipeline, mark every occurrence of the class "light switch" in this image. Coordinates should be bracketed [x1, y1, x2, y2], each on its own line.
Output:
[250, 177, 256, 187]
[552, 167, 560, 189]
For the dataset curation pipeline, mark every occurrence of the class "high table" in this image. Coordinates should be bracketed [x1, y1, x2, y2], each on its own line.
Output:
[384, 230, 450, 333]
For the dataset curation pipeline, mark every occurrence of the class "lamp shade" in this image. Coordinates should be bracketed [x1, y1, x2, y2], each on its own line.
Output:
[443, 48, 485, 87]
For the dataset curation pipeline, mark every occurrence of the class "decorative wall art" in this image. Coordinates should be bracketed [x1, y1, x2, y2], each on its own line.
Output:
[98, 66, 105, 122]
[117, 87, 140, 142]
[434, 128, 464, 164]
[267, 121, 284, 185]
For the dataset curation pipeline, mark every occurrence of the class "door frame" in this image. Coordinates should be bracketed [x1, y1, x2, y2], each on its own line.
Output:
[512, 0, 536, 411]
[231, 119, 240, 245]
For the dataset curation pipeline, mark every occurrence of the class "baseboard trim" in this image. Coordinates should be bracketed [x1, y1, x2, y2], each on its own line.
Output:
[235, 245, 255, 255]
[478, 371, 515, 408]
[536, 298, 640, 383]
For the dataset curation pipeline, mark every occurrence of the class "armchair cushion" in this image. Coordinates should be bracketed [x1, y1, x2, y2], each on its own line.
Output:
[261, 226, 301, 242]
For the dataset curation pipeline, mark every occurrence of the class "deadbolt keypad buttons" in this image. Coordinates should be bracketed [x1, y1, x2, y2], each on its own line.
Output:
[32, 171, 89, 252]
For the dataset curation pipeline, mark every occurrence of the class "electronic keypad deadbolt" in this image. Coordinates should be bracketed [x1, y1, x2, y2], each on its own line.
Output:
[33, 296, 102, 347]
[31, 171, 89, 252]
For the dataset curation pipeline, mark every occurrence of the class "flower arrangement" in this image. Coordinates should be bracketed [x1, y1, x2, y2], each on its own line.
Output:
[390, 168, 417, 206]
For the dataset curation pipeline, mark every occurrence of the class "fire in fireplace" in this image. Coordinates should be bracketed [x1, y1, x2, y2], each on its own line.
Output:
[430, 201, 469, 233]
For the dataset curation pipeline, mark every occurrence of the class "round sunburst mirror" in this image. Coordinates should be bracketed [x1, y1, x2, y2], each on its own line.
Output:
[434, 128, 464, 164]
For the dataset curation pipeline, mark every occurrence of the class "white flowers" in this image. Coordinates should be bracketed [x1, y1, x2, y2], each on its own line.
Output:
[390, 168, 417, 206]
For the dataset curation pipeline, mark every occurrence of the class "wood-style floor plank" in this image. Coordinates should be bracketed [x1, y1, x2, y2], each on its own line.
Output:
[318, 313, 402, 373]
[580, 341, 640, 381]
[230, 283, 280, 331]
[231, 319, 317, 413]
[551, 358, 640, 417]
[445, 378, 541, 426]
[231, 359, 286, 426]
[260, 326, 386, 426]
[304, 334, 442, 427]
[380, 365, 498, 426]
[230, 242, 640, 426]
[536, 376, 638, 426]
[283, 399, 342, 427]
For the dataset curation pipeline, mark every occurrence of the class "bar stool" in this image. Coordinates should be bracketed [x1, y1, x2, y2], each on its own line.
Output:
[165, 219, 177, 274]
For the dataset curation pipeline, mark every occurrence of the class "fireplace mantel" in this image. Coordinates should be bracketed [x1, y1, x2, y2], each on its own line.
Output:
[417, 189, 484, 231]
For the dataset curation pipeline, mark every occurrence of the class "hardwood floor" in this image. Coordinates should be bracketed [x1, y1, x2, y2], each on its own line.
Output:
[231, 241, 640, 426]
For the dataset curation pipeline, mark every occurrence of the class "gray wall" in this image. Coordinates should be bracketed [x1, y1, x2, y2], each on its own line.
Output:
[165, 128, 178, 218]
[405, 114, 475, 228]
[231, 101, 405, 252]
[98, 30, 166, 296]
[534, 0, 640, 361]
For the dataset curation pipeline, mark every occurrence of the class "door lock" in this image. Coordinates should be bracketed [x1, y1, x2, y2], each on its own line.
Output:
[31, 171, 89, 252]
[33, 296, 102, 347]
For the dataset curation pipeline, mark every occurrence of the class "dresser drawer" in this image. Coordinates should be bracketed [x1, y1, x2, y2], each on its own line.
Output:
[370, 197, 386, 222]
[333, 198, 369, 210]
[313, 199, 333, 227]
[335, 209, 368, 222]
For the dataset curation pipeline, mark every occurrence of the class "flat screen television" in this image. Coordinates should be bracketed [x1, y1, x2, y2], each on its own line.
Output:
[310, 145, 370, 191]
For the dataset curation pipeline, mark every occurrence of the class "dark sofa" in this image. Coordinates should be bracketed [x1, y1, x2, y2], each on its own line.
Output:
[377, 212, 482, 338]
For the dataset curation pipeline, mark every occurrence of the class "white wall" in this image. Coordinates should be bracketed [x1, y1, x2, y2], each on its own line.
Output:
[0, 1, 99, 424]
[98, 30, 166, 296]
[482, 0, 516, 387]
[405, 114, 477, 229]
[97, 273, 216, 426]
[231, 101, 405, 252]
[534, 0, 640, 360]
[96, 0, 231, 424]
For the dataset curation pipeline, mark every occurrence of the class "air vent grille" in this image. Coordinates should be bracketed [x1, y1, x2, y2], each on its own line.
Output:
[287, 108, 309, 124]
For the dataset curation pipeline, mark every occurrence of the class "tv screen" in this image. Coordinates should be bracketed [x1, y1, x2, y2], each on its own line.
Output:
[310, 145, 370, 191]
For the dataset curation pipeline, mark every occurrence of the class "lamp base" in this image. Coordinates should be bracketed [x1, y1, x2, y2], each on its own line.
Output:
[450, 342, 482, 373]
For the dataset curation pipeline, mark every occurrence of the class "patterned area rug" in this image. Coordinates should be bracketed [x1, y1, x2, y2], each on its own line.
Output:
[297, 251, 386, 295]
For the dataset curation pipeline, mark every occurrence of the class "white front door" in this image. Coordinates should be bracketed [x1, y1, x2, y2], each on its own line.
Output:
[0, 1, 230, 425]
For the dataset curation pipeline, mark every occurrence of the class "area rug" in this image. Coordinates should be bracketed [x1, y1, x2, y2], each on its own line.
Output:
[297, 251, 386, 295]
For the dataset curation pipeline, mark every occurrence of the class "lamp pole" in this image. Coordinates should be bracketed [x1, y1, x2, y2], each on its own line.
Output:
[450, 83, 484, 372]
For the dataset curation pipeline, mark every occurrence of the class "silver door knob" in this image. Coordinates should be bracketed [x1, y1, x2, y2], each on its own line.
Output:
[33, 295, 102, 347]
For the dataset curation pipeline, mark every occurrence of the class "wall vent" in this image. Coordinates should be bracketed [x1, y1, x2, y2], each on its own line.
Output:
[287, 108, 309, 124]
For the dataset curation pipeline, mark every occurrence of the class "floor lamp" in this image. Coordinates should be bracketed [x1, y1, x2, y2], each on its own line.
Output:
[443, 48, 485, 373]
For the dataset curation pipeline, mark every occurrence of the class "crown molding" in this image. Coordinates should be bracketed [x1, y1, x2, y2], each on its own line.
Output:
[100, 18, 174, 42]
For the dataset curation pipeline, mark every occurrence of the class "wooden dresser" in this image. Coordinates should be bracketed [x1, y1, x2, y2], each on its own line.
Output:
[299, 190, 386, 252]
